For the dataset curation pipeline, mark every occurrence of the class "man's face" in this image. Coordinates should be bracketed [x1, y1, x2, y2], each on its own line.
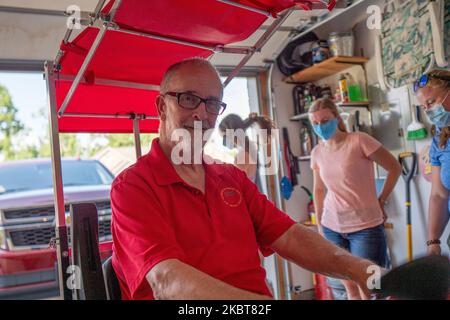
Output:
[156, 63, 223, 147]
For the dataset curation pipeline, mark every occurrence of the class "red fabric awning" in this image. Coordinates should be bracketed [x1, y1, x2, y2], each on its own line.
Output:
[53, 0, 328, 133]
[59, 29, 211, 85]
[55, 80, 160, 133]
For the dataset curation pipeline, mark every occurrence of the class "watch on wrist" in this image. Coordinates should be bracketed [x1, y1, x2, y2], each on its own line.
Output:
[426, 239, 441, 246]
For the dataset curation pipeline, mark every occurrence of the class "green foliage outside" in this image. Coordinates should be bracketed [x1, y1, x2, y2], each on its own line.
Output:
[0, 85, 24, 160]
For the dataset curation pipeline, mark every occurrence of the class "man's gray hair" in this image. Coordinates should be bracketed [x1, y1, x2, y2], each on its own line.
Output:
[159, 57, 224, 97]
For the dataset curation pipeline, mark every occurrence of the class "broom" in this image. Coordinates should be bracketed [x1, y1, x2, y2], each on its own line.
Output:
[407, 105, 427, 140]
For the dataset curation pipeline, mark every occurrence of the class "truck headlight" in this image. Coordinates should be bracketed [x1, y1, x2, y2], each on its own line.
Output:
[0, 229, 7, 250]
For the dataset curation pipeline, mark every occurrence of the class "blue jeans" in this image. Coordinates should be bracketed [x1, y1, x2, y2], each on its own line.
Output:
[322, 224, 388, 268]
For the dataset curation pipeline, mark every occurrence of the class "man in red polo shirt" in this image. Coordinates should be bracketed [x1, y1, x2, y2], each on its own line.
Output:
[111, 58, 378, 300]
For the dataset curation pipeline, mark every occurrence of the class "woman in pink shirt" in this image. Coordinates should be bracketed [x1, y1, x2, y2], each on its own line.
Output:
[309, 98, 401, 300]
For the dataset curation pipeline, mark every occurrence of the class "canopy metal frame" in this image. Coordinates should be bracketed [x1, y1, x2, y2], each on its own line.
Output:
[47, 0, 296, 300]
[45, 61, 72, 300]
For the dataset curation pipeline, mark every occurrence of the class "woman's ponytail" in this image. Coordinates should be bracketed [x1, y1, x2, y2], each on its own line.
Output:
[242, 113, 276, 136]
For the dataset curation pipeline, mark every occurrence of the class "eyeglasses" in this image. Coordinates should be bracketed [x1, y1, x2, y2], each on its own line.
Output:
[413, 73, 450, 92]
[164, 92, 226, 115]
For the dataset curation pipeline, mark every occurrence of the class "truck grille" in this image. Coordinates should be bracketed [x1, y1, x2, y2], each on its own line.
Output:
[3, 201, 111, 221]
[4, 207, 59, 220]
[10, 227, 55, 248]
[8, 219, 112, 248]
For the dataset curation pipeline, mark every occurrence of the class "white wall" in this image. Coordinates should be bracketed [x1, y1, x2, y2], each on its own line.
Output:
[0, 1, 97, 61]
[0, 12, 71, 61]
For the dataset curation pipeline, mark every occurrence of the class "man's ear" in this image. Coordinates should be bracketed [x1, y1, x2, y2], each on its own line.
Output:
[155, 94, 166, 121]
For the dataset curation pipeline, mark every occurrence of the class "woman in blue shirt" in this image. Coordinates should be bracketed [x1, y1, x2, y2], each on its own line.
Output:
[415, 70, 450, 255]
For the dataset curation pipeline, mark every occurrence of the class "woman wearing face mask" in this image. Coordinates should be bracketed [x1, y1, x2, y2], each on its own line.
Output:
[415, 70, 450, 256]
[309, 98, 401, 300]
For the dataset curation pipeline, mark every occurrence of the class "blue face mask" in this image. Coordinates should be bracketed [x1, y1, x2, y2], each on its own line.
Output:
[313, 118, 338, 140]
[425, 91, 450, 128]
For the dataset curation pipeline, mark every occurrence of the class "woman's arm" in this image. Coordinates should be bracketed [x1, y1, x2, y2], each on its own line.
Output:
[313, 168, 327, 234]
[368, 146, 402, 219]
[427, 166, 450, 255]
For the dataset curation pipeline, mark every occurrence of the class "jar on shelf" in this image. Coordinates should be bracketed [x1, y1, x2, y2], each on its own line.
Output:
[328, 32, 354, 57]
[338, 74, 349, 102]
[345, 73, 363, 102]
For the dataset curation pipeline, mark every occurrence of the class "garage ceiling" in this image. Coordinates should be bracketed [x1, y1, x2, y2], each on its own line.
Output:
[0, 0, 98, 11]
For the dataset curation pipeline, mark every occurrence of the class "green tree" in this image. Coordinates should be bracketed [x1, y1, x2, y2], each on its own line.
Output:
[21, 106, 84, 159]
[106, 134, 135, 148]
[35, 133, 82, 158]
[0, 85, 24, 160]
[15, 143, 40, 159]
[60, 134, 80, 157]
[13, 126, 40, 160]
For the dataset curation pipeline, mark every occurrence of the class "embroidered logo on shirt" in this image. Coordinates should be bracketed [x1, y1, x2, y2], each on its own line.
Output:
[220, 187, 242, 207]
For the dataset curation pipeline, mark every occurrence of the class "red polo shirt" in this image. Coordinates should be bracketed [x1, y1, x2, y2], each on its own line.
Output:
[111, 138, 296, 300]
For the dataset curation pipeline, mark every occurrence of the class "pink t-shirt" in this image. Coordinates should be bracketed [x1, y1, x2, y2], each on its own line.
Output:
[311, 132, 383, 233]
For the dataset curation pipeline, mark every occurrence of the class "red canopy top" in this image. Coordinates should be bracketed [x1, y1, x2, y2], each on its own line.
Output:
[53, 0, 325, 133]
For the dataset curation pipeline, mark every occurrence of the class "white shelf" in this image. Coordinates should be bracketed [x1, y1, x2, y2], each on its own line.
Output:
[285, 56, 369, 83]
[290, 0, 376, 41]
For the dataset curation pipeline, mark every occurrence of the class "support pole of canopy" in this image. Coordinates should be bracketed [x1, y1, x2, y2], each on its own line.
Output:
[59, 112, 159, 120]
[82, 16, 253, 55]
[56, 74, 160, 91]
[58, 0, 123, 117]
[110, 27, 252, 54]
[62, 26, 74, 45]
[54, 0, 109, 71]
[223, 8, 293, 87]
[216, 0, 271, 16]
[53, 16, 76, 71]
[45, 61, 72, 300]
[133, 117, 142, 159]
[58, 25, 108, 115]
[92, 0, 107, 21]
[114, 28, 217, 51]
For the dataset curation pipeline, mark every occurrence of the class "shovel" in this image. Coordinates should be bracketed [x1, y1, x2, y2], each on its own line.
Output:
[398, 152, 417, 262]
